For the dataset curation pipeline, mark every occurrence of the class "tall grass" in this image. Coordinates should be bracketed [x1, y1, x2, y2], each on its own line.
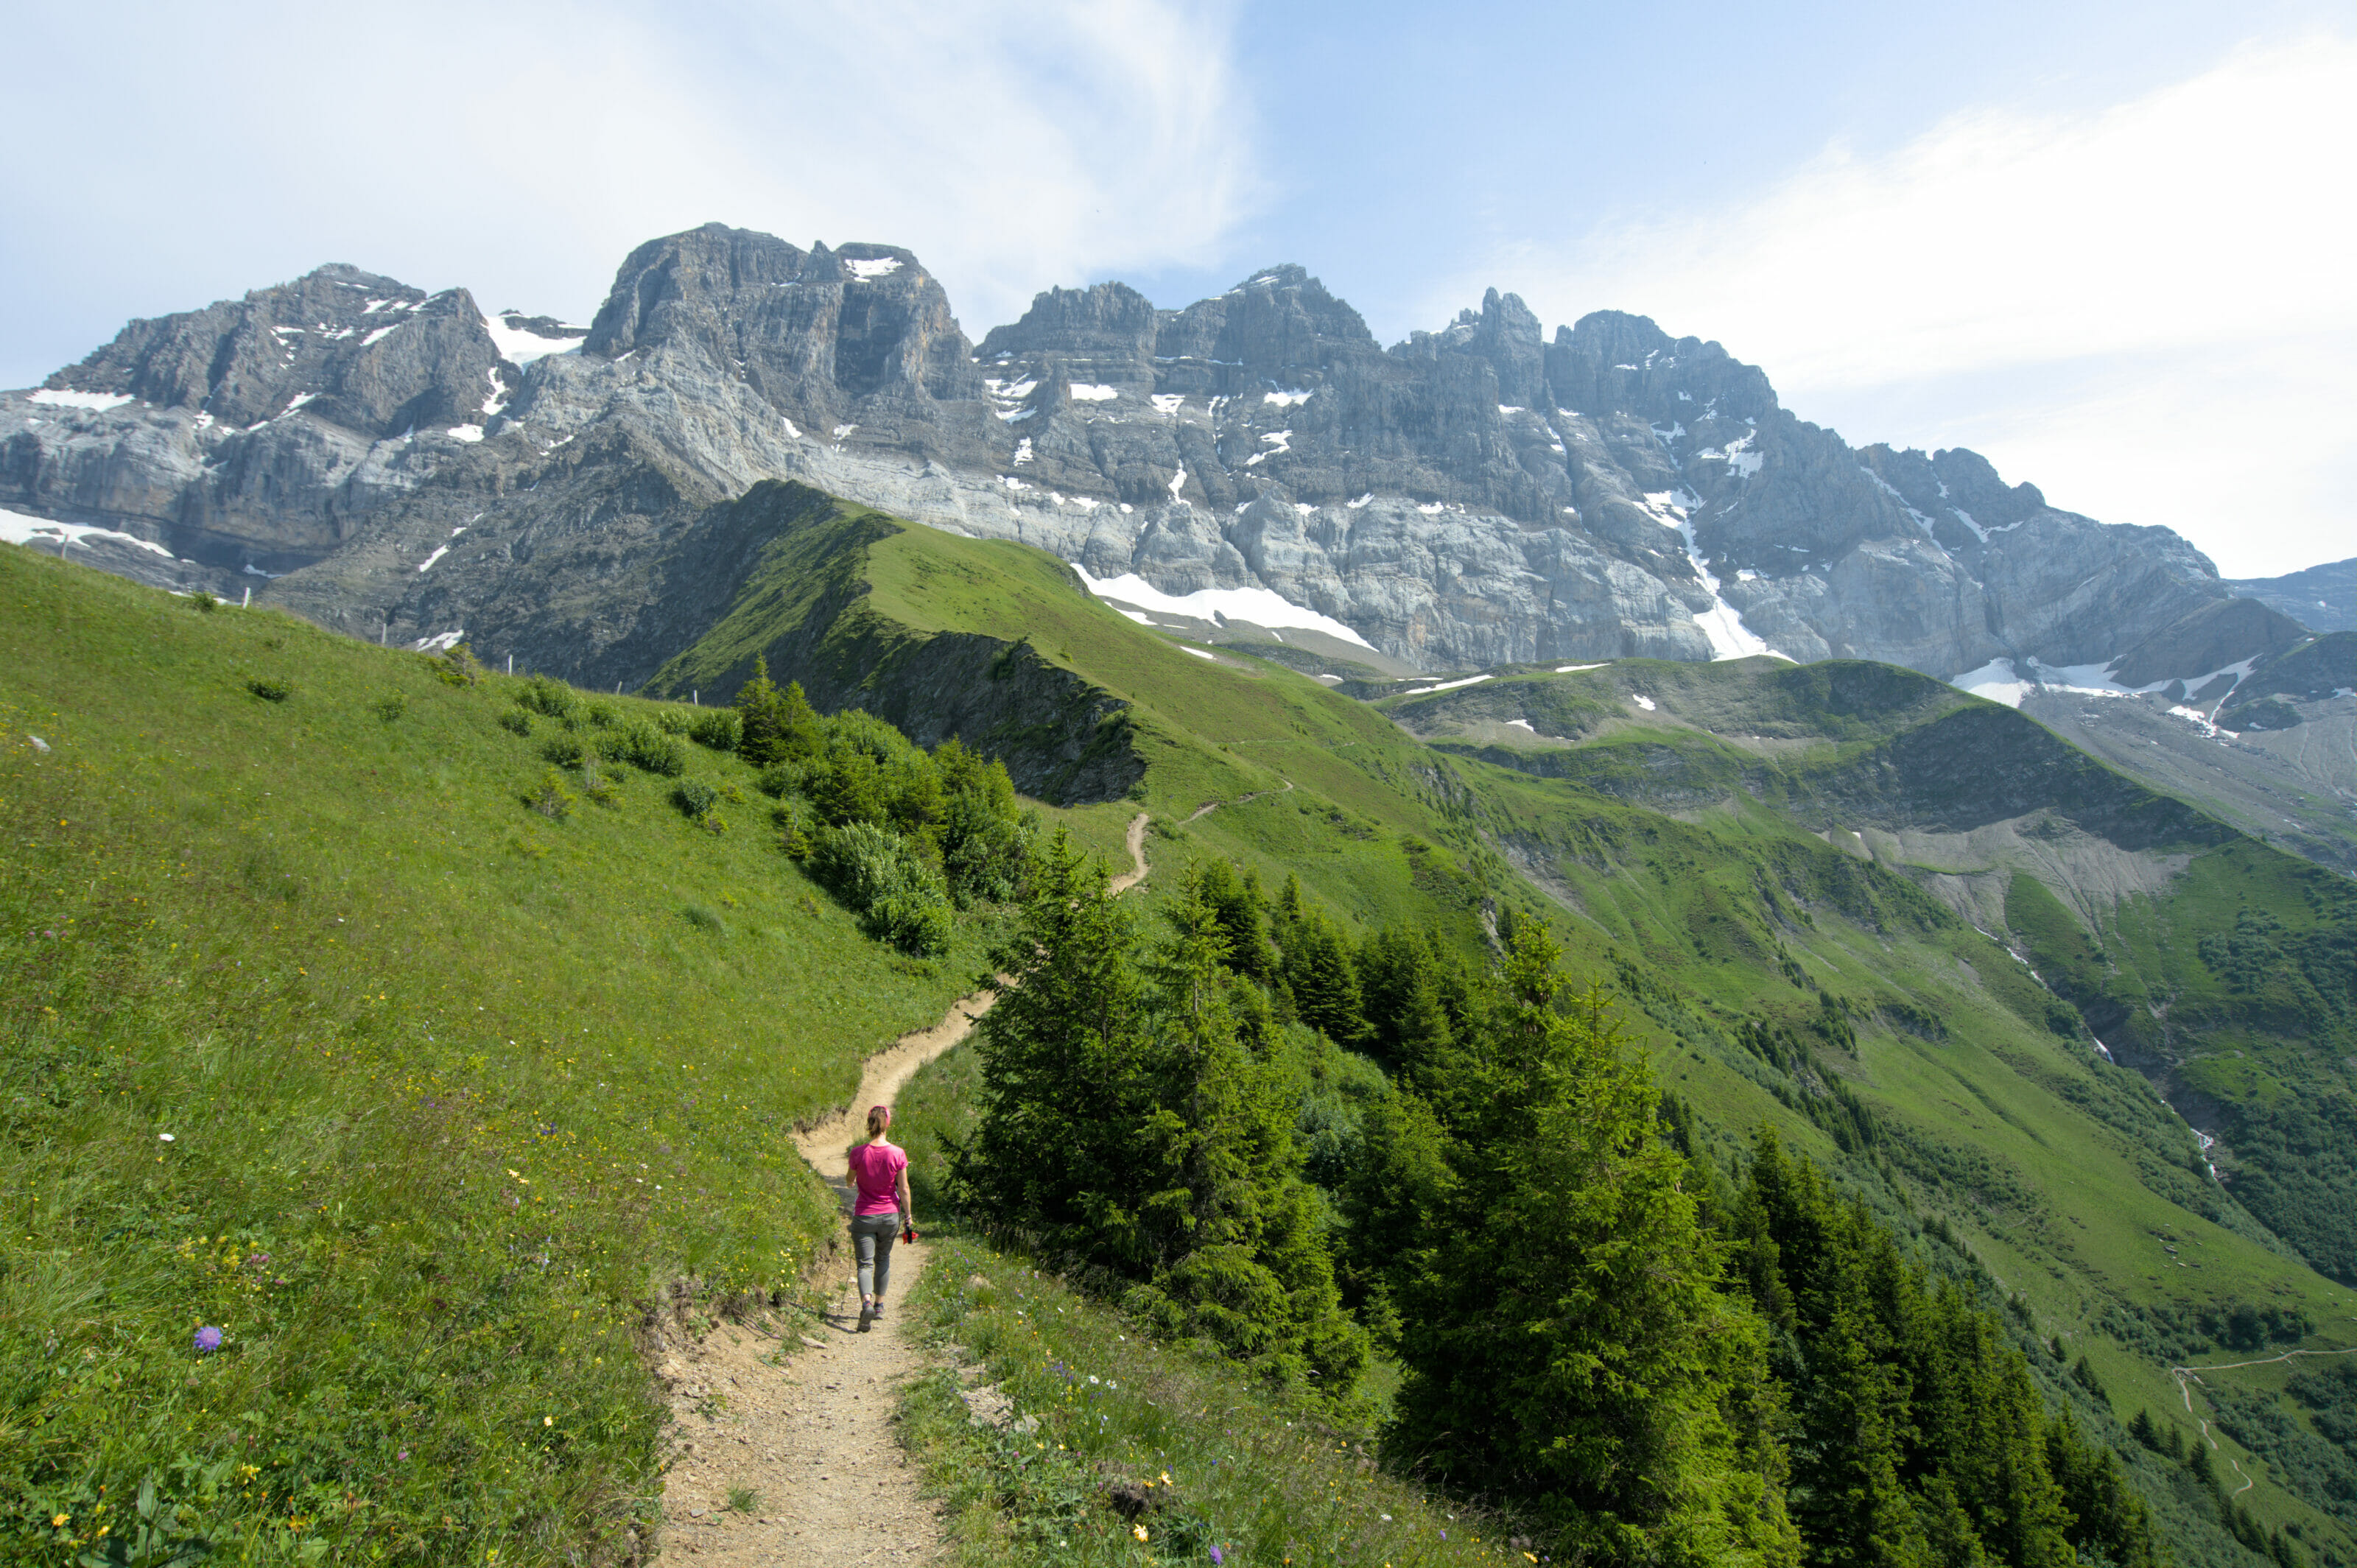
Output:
[896, 1234, 1525, 1567]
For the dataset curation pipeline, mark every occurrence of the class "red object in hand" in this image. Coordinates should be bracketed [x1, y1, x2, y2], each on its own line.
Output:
[902, 1224, 920, 1244]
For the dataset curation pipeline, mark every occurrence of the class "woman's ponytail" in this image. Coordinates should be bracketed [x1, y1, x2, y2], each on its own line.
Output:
[865, 1104, 892, 1138]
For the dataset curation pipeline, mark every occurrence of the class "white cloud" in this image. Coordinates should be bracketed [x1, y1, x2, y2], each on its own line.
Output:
[0, 0, 1258, 374]
[1478, 33, 2357, 577]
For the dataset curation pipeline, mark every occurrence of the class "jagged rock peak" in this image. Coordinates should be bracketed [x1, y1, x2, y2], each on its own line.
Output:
[977, 281, 1159, 362]
[41, 261, 502, 438]
[1226, 262, 1316, 292]
[7, 222, 2308, 714]
[1857, 445, 2050, 549]
[1543, 309, 1777, 423]
[1150, 264, 1377, 384]
[1389, 287, 1548, 408]
[581, 222, 976, 412]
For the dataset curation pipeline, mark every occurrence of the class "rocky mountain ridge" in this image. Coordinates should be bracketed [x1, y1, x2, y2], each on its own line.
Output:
[1, 223, 2319, 695]
[2223, 556, 2354, 634]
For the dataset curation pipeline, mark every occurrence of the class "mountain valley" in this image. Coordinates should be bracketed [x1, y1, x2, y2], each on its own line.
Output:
[4, 231, 2354, 1568]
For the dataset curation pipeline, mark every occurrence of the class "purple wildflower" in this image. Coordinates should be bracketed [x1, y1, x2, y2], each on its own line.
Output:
[194, 1326, 222, 1353]
[1210, 1549, 1224, 1565]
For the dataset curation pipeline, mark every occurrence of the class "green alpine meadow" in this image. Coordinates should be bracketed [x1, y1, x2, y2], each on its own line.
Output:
[4, 486, 2353, 1568]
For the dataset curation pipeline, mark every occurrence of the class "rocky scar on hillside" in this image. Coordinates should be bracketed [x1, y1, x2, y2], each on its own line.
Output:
[1, 223, 2316, 693]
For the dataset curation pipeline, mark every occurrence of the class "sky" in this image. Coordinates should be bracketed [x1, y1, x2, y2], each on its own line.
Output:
[3, 1, 2348, 577]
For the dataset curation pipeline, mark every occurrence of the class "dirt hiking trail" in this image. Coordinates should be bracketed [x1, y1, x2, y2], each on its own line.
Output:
[651, 813, 1149, 1567]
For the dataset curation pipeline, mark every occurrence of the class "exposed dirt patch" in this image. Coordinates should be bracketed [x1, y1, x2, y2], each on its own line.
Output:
[650, 1270, 944, 1566]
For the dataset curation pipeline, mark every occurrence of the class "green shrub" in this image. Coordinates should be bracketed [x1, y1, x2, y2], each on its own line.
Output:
[607, 720, 686, 777]
[525, 768, 577, 820]
[681, 904, 726, 936]
[372, 693, 408, 722]
[656, 708, 692, 736]
[515, 675, 579, 721]
[585, 700, 617, 730]
[498, 709, 532, 736]
[540, 734, 585, 768]
[689, 709, 743, 753]
[936, 743, 1033, 906]
[807, 821, 955, 956]
[190, 588, 218, 612]
[582, 753, 622, 806]
[672, 781, 720, 819]
[865, 893, 952, 957]
[431, 643, 485, 687]
[774, 801, 813, 859]
[755, 761, 801, 798]
[245, 678, 291, 703]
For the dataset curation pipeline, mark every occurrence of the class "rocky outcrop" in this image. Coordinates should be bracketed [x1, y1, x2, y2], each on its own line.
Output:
[1, 225, 2314, 689]
[2110, 597, 2311, 689]
[2222, 558, 2355, 634]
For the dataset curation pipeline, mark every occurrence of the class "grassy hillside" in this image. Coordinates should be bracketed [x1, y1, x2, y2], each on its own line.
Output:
[875, 618, 2357, 1561]
[644, 485, 1531, 952]
[9, 499, 2357, 1566]
[0, 545, 1039, 1561]
[1388, 656, 2357, 1276]
[636, 504, 2357, 1559]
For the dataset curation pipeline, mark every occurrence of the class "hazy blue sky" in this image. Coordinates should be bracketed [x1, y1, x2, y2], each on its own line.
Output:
[4, 1, 2348, 574]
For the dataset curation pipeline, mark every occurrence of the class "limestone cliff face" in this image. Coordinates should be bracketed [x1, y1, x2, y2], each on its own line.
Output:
[0, 225, 2308, 690]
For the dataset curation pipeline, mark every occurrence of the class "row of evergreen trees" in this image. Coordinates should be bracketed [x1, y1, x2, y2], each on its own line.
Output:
[952, 839, 1368, 1391]
[953, 838, 2173, 1568]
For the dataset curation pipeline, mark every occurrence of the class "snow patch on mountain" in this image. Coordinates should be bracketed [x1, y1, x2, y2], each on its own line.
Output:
[480, 310, 586, 365]
[1640, 491, 1790, 662]
[29, 389, 133, 412]
[1072, 563, 1377, 650]
[1951, 658, 2035, 707]
[2, 504, 182, 560]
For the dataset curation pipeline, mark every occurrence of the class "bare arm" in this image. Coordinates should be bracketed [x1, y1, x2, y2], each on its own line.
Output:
[896, 1164, 913, 1228]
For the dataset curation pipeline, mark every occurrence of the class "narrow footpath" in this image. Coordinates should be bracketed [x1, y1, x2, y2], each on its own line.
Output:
[650, 812, 1151, 1567]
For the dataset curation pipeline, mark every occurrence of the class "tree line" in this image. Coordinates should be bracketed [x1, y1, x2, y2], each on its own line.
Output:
[949, 836, 2174, 1568]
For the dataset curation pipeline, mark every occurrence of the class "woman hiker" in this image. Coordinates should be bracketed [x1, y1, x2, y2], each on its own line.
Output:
[845, 1104, 913, 1329]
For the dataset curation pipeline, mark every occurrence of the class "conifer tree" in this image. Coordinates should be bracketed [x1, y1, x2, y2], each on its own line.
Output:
[776, 677, 821, 756]
[952, 832, 1145, 1248]
[1724, 1128, 2153, 1568]
[1377, 924, 1800, 1566]
[1121, 873, 1366, 1391]
[1277, 896, 1367, 1047]
[734, 656, 789, 765]
[1195, 858, 1276, 982]
[953, 843, 1363, 1399]
[1357, 927, 1456, 1083]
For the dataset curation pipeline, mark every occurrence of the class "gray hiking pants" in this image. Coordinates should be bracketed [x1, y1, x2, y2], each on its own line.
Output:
[852, 1212, 900, 1301]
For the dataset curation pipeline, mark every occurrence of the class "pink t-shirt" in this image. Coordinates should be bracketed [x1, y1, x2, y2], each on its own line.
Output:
[846, 1140, 907, 1217]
